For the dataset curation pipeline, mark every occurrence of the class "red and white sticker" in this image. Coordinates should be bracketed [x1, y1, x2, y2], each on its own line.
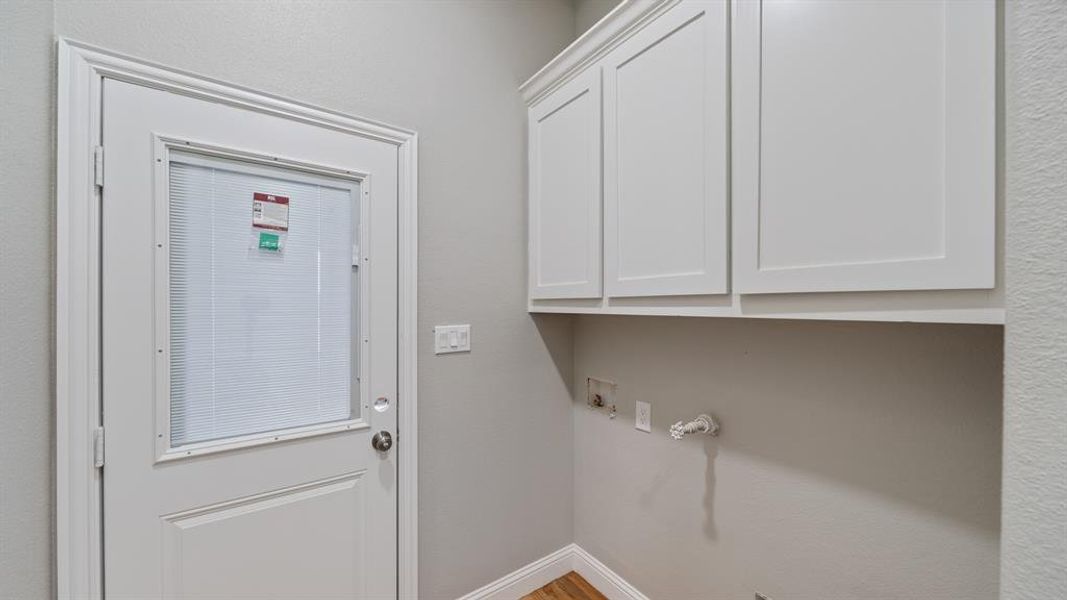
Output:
[252, 192, 290, 231]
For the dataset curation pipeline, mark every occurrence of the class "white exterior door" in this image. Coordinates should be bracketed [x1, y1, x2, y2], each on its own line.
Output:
[101, 78, 398, 599]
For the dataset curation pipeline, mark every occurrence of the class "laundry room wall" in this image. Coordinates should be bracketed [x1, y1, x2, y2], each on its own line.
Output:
[573, 316, 1003, 599]
[0, 1, 57, 597]
[1, 1, 579, 598]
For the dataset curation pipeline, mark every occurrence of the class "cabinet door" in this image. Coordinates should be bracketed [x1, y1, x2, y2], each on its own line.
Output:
[602, 1, 729, 297]
[528, 68, 602, 299]
[733, 0, 995, 294]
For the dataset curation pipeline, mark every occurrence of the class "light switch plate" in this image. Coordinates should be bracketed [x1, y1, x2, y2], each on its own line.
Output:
[434, 324, 471, 354]
[635, 400, 651, 432]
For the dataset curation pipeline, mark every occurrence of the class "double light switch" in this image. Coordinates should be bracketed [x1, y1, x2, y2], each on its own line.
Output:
[434, 324, 471, 354]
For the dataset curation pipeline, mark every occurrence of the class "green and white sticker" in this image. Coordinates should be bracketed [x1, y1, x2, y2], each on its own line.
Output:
[258, 231, 280, 251]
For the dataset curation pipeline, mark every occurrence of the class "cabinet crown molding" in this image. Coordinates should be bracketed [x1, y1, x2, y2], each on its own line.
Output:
[520, 0, 679, 106]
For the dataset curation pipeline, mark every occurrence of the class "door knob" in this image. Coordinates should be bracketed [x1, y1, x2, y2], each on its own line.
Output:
[371, 431, 393, 452]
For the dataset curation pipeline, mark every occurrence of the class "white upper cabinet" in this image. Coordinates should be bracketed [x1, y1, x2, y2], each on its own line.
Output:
[521, 0, 1001, 323]
[732, 0, 995, 294]
[602, 1, 729, 297]
[528, 68, 602, 299]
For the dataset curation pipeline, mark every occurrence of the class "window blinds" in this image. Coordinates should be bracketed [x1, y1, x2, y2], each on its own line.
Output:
[168, 158, 357, 447]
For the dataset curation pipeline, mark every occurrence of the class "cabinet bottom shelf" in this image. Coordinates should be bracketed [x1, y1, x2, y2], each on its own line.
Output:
[528, 290, 1004, 324]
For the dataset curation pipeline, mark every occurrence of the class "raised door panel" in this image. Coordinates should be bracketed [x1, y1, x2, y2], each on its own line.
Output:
[161, 474, 364, 599]
[603, 1, 729, 297]
[529, 69, 602, 299]
[733, 0, 995, 293]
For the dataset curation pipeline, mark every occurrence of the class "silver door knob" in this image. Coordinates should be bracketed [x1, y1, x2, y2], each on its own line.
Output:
[371, 431, 393, 452]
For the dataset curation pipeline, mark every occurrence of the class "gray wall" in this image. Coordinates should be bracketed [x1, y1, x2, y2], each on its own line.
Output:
[0, 1, 56, 598]
[1002, 0, 1067, 598]
[1, 1, 577, 598]
[573, 316, 1003, 599]
[574, 0, 621, 36]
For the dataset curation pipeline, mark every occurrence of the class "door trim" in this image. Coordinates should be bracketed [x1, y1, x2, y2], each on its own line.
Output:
[55, 38, 420, 600]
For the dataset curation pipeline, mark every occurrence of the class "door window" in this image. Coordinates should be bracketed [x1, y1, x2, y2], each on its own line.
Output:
[166, 153, 362, 448]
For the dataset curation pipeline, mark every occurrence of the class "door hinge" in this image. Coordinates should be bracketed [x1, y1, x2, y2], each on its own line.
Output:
[93, 145, 104, 189]
[93, 427, 105, 468]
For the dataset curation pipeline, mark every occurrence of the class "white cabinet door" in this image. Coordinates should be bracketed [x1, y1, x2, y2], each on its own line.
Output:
[529, 68, 602, 299]
[603, 0, 729, 297]
[733, 0, 995, 294]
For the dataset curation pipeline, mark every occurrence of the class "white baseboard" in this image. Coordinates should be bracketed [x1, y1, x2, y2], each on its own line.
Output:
[456, 544, 648, 600]
[455, 545, 575, 600]
[570, 545, 650, 600]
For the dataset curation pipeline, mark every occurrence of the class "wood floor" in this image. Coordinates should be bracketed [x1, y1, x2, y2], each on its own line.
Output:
[521, 571, 608, 600]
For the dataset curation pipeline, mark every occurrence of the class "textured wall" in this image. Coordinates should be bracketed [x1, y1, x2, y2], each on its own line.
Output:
[0, 1, 56, 598]
[1002, 0, 1067, 598]
[3, 1, 578, 598]
[573, 316, 1003, 599]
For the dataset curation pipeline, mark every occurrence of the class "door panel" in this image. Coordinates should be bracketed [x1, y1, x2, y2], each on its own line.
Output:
[528, 68, 602, 299]
[102, 79, 397, 599]
[161, 473, 364, 600]
[733, 0, 995, 293]
[603, 0, 729, 297]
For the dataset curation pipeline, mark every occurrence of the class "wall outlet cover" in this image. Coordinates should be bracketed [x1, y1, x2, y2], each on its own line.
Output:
[636, 400, 651, 432]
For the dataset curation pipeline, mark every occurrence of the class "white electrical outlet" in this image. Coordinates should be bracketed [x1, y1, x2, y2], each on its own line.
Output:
[635, 400, 651, 432]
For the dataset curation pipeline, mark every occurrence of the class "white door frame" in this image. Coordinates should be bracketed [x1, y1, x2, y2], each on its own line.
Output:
[55, 38, 419, 600]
